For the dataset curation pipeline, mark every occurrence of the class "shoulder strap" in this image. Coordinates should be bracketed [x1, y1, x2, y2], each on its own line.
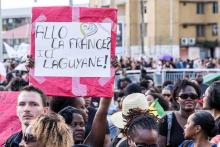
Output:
[116, 137, 127, 147]
[166, 112, 173, 146]
[182, 140, 193, 147]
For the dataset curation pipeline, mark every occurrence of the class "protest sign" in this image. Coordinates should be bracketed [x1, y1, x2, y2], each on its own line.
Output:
[35, 22, 111, 77]
[0, 92, 21, 146]
[30, 7, 117, 97]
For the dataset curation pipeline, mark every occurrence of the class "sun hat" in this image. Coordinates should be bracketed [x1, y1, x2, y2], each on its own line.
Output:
[111, 93, 149, 129]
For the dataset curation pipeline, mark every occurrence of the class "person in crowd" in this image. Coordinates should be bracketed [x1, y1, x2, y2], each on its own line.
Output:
[110, 93, 150, 147]
[203, 81, 220, 133]
[59, 106, 86, 144]
[179, 111, 217, 147]
[49, 96, 110, 141]
[161, 84, 174, 110]
[4, 85, 48, 147]
[145, 92, 169, 111]
[51, 97, 112, 147]
[206, 58, 216, 68]
[124, 108, 159, 147]
[4, 77, 28, 91]
[163, 61, 174, 69]
[162, 81, 173, 89]
[19, 113, 73, 147]
[109, 84, 143, 143]
[195, 74, 208, 95]
[158, 79, 201, 147]
[124, 83, 141, 96]
[117, 69, 131, 90]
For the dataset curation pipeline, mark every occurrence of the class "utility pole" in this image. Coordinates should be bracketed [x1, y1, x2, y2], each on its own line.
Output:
[169, 0, 173, 55]
[69, 0, 73, 6]
[140, 0, 145, 55]
[0, 0, 3, 61]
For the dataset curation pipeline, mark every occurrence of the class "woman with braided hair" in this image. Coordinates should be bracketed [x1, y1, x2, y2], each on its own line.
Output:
[20, 113, 73, 147]
[124, 108, 159, 147]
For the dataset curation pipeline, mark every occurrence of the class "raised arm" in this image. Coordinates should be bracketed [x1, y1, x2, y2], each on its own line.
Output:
[84, 98, 112, 147]
[84, 57, 119, 146]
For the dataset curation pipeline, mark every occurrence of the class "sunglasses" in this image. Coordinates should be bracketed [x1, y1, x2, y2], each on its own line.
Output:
[178, 93, 198, 100]
[163, 94, 171, 97]
[23, 133, 37, 143]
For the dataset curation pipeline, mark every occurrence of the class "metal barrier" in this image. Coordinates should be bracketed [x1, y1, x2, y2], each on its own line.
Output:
[115, 69, 220, 89]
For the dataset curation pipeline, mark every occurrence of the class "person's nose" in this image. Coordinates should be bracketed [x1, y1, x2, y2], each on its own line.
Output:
[75, 124, 83, 131]
[23, 104, 31, 112]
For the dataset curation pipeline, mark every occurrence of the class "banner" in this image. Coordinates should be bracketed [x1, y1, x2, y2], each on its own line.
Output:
[0, 92, 21, 146]
[35, 22, 111, 77]
[30, 7, 117, 97]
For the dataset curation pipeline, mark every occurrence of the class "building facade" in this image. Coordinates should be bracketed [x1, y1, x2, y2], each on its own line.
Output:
[90, 0, 220, 59]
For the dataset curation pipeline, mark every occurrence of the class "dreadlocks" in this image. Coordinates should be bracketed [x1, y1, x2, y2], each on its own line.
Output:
[124, 108, 159, 138]
[32, 113, 73, 147]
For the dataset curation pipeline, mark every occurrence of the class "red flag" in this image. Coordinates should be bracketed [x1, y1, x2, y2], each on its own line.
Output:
[0, 92, 21, 146]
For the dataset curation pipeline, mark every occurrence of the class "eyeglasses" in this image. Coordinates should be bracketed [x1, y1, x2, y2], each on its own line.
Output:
[23, 133, 37, 143]
[162, 94, 171, 97]
[178, 93, 198, 100]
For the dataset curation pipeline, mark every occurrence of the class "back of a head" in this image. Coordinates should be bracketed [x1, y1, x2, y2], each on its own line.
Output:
[124, 108, 158, 137]
[207, 80, 220, 111]
[50, 96, 76, 113]
[59, 106, 84, 125]
[163, 84, 173, 92]
[32, 113, 73, 147]
[192, 111, 217, 137]
[162, 80, 173, 88]
[124, 83, 141, 96]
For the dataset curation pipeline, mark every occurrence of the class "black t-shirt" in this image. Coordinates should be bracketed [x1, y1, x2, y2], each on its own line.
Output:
[4, 131, 22, 147]
[159, 113, 184, 147]
[85, 107, 110, 137]
[215, 116, 220, 134]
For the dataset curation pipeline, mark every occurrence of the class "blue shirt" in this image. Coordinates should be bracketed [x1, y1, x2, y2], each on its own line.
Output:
[178, 140, 217, 147]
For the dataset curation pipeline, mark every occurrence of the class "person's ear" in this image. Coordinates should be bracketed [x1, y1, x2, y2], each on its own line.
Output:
[195, 125, 202, 134]
[43, 107, 49, 113]
[176, 97, 180, 104]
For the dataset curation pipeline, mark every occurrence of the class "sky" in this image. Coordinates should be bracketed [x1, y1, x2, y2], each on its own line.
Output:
[1, 0, 90, 9]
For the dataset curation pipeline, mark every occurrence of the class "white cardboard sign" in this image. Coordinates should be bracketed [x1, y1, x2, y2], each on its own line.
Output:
[35, 22, 111, 77]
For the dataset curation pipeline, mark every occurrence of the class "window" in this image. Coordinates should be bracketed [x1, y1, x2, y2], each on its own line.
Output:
[144, 1, 147, 13]
[213, 2, 218, 13]
[197, 3, 204, 14]
[212, 24, 218, 36]
[116, 23, 123, 47]
[196, 25, 205, 37]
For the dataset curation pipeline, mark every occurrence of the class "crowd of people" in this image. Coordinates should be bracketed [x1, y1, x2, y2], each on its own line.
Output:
[1, 56, 220, 147]
[119, 57, 220, 70]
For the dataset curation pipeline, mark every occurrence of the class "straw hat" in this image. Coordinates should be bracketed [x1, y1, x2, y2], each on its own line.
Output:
[111, 93, 149, 129]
